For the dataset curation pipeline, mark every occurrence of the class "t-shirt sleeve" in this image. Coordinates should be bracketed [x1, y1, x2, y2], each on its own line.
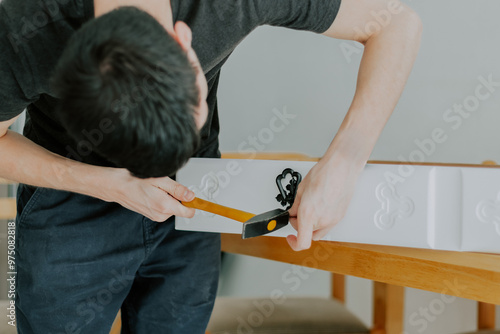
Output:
[255, 0, 341, 33]
[0, 1, 38, 122]
[0, 56, 35, 122]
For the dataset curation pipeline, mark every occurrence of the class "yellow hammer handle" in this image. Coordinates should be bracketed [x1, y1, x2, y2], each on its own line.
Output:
[182, 197, 255, 223]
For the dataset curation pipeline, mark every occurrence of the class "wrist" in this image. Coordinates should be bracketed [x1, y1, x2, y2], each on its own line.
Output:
[55, 157, 127, 202]
[324, 106, 384, 167]
[324, 131, 372, 169]
[82, 166, 130, 202]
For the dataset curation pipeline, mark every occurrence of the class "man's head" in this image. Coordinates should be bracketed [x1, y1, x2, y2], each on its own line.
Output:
[52, 7, 208, 178]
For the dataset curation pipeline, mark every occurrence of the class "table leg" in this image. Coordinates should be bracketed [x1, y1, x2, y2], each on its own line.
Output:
[332, 273, 346, 304]
[372, 282, 405, 334]
[478, 302, 496, 330]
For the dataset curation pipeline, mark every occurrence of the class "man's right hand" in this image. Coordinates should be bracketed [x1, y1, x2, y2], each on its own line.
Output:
[102, 168, 196, 222]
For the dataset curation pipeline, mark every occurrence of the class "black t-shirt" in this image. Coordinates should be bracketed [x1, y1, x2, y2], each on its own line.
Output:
[0, 0, 340, 166]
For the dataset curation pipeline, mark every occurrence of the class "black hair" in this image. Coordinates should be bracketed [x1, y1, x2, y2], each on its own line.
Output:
[52, 6, 200, 178]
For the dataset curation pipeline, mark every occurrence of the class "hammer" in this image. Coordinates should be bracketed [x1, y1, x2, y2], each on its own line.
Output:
[182, 198, 289, 239]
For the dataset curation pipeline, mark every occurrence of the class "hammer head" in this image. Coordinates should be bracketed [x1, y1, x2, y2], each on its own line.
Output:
[241, 209, 289, 239]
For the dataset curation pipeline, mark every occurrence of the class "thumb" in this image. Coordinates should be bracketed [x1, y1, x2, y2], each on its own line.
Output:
[287, 208, 313, 251]
[155, 177, 195, 202]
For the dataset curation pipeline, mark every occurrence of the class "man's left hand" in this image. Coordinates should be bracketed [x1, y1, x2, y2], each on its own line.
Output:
[287, 154, 364, 251]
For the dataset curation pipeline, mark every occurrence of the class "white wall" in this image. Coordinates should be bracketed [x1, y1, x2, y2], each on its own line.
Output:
[216, 0, 500, 333]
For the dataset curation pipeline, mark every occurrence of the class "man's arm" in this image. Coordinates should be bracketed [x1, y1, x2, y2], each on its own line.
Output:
[94, 0, 174, 32]
[287, 0, 422, 250]
[0, 117, 196, 221]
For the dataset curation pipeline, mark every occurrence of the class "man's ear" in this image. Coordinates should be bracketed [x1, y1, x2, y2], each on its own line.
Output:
[173, 21, 192, 51]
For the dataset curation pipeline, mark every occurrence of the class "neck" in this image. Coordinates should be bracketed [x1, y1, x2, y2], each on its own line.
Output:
[94, 0, 174, 33]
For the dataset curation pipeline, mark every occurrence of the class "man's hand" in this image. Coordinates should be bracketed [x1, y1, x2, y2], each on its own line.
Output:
[101, 168, 196, 222]
[287, 153, 364, 251]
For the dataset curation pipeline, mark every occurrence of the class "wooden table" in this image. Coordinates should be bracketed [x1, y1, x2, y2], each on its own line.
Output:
[221, 234, 500, 305]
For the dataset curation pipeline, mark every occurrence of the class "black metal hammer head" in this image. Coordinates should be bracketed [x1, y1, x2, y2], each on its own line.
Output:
[241, 209, 289, 239]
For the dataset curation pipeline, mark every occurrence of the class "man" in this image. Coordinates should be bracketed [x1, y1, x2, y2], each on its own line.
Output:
[0, 0, 422, 332]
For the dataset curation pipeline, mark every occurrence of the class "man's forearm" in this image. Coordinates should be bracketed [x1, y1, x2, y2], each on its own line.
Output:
[325, 8, 422, 166]
[0, 129, 197, 221]
[0, 130, 116, 200]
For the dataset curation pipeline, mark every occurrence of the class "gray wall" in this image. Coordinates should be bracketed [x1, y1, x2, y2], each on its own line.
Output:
[216, 0, 500, 333]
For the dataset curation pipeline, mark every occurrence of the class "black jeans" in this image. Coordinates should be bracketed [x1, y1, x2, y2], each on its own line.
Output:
[15, 184, 220, 334]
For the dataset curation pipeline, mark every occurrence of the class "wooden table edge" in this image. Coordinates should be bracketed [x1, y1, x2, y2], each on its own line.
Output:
[220, 233, 500, 305]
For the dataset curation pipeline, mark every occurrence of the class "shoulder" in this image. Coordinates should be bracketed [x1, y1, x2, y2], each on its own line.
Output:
[1, 0, 90, 54]
[0, 0, 90, 116]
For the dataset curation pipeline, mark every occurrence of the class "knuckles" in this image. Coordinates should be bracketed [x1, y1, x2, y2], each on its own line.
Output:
[172, 183, 186, 200]
[185, 209, 196, 219]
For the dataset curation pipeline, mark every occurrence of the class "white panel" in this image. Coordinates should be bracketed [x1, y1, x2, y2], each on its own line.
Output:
[427, 167, 462, 251]
[177, 158, 500, 253]
[323, 164, 430, 249]
[461, 168, 500, 252]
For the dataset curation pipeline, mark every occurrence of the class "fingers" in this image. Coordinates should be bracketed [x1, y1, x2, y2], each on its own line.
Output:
[288, 183, 303, 218]
[115, 172, 198, 222]
[287, 224, 331, 251]
[167, 200, 196, 219]
[288, 200, 330, 249]
[287, 210, 314, 251]
[289, 216, 333, 248]
[288, 185, 313, 251]
[312, 226, 331, 241]
[145, 177, 196, 221]
[286, 235, 299, 250]
[156, 194, 196, 219]
[288, 185, 303, 230]
[288, 203, 300, 231]
[148, 193, 196, 222]
[295, 215, 314, 250]
[155, 177, 195, 202]
[288, 190, 313, 251]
